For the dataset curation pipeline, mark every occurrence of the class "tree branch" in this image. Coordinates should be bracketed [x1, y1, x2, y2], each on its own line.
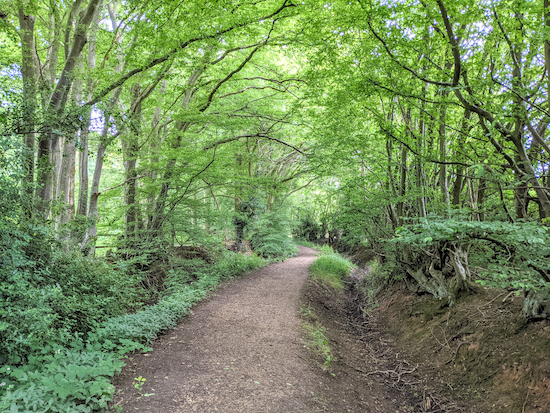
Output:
[436, 0, 461, 86]
[84, 1, 294, 107]
[97, 175, 146, 196]
[367, 21, 452, 88]
[204, 133, 304, 154]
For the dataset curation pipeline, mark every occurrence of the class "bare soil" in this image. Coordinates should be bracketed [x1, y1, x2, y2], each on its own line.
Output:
[373, 285, 550, 413]
[299, 277, 423, 412]
[110, 247, 422, 412]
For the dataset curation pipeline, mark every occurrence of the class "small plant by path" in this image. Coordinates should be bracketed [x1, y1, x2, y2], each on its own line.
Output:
[299, 305, 334, 370]
[133, 376, 155, 399]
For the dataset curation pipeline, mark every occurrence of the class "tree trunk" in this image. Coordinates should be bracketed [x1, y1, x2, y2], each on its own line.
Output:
[416, 84, 428, 217]
[476, 177, 487, 221]
[77, 116, 91, 217]
[58, 139, 76, 225]
[57, 58, 85, 226]
[18, 9, 39, 204]
[386, 143, 399, 228]
[35, 0, 103, 216]
[397, 143, 407, 226]
[123, 83, 141, 242]
[76, 2, 102, 217]
[146, 79, 167, 227]
[69, 157, 75, 220]
[438, 75, 451, 208]
[451, 111, 471, 206]
[81, 87, 123, 254]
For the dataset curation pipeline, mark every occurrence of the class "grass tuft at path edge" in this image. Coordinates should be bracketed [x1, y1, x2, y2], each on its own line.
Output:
[309, 246, 354, 292]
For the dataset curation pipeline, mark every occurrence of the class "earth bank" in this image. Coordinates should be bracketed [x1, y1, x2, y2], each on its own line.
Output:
[338, 251, 550, 413]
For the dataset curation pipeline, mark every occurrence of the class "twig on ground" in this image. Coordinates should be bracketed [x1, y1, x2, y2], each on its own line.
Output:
[522, 389, 529, 413]
[430, 326, 452, 352]
[476, 292, 506, 317]
[445, 341, 470, 364]
[364, 363, 418, 383]
[342, 360, 368, 374]
[502, 291, 514, 303]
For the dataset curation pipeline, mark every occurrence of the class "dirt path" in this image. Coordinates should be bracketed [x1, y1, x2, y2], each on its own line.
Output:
[112, 246, 322, 412]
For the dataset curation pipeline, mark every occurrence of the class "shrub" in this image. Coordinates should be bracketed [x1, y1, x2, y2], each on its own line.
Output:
[357, 260, 392, 315]
[248, 208, 298, 259]
[0, 245, 143, 366]
[295, 216, 322, 242]
[164, 258, 209, 295]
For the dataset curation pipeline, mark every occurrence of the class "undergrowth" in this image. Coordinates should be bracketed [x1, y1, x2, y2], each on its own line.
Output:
[357, 260, 391, 316]
[292, 238, 318, 248]
[248, 208, 298, 260]
[0, 252, 265, 412]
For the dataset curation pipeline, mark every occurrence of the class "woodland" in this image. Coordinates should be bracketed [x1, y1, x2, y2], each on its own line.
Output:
[1, 0, 550, 411]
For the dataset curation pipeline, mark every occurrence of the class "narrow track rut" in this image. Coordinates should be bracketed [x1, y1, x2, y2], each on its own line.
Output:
[112, 246, 322, 412]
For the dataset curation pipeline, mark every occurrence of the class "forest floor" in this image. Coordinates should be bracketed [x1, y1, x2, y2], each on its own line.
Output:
[110, 246, 550, 413]
[110, 246, 419, 412]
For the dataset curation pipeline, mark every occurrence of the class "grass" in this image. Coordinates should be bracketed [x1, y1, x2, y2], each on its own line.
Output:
[302, 246, 353, 367]
[299, 305, 334, 369]
[309, 250, 354, 292]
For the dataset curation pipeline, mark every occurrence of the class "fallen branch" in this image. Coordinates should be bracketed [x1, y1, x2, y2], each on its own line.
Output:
[364, 363, 418, 383]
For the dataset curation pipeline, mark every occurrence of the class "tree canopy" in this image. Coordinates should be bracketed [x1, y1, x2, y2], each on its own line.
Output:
[2, 0, 550, 408]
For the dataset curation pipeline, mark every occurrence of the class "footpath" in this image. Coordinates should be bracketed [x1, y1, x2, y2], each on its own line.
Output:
[112, 246, 322, 412]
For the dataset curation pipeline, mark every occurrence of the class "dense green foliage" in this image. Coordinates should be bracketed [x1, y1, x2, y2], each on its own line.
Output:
[3, 0, 550, 409]
[294, 216, 323, 243]
[248, 208, 299, 259]
[0, 253, 265, 412]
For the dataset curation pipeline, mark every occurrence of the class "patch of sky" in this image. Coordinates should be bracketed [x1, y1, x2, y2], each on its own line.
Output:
[1, 65, 21, 80]
[89, 108, 105, 133]
[101, 17, 115, 32]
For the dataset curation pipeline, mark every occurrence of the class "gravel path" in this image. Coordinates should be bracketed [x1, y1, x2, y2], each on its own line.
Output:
[112, 246, 321, 412]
